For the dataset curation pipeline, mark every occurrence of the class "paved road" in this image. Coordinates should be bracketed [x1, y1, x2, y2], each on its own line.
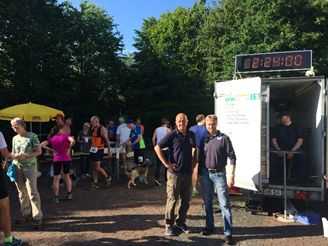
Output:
[5, 176, 327, 246]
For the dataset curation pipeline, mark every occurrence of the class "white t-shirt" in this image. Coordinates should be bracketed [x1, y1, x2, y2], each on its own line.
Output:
[116, 123, 131, 145]
[0, 131, 7, 149]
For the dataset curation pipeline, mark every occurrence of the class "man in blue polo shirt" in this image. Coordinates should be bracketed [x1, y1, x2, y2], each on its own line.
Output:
[189, 114, 207, 195]
[154, 113, 196, 236]
[129, 123, 144, 166]
[200, 115, 236, 245]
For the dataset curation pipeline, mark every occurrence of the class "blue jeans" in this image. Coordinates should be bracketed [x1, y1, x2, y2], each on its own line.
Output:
[200, 168, 232, 236]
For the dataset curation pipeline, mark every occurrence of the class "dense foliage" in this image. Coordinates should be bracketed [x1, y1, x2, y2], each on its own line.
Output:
[0, 0, 124, 122]
[1, 0, 328, 134]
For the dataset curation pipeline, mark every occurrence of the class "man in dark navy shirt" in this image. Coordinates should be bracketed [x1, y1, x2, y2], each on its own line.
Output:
[199, 115, 236, 245]
[271, 112, 305, 185]
[154, 113, 196, 236]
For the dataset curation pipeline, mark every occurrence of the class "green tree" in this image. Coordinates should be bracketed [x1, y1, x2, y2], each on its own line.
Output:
[0, 0, 125, 123]
[217, 0, 328, 79]
[1, 0, 328, 135]
[66, 0, 124, 119]
[132, 2, 211, 128]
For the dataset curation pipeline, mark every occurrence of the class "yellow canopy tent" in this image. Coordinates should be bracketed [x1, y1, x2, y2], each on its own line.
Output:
[0, 102, 64, 137]
[0, 102, 64, 122]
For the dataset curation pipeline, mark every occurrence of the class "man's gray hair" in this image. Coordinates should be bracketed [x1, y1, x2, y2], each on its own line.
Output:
[90, 115, 100, 122]
[205, 114, 218, 121]
[10, 117, 26, 128]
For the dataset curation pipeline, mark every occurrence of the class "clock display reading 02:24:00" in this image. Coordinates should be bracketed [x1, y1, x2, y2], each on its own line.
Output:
[236, 51, 312, 73]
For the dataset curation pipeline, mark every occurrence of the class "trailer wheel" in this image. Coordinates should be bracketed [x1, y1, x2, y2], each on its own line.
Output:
[268, 211, 273, 216]
[251, 211, 256, 215]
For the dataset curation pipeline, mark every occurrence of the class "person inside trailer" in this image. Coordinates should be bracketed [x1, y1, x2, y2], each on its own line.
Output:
[270, 112, 306, 185]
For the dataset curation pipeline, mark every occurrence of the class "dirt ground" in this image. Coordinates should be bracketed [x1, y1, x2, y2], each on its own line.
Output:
[2, 171, 328, 246]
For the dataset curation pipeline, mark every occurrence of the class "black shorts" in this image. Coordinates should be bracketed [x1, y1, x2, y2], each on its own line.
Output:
[53, 161, 72, 176]
[0, 168, 8, 199]
[134, 149, 145, 165]
[90, 149, 104, 162]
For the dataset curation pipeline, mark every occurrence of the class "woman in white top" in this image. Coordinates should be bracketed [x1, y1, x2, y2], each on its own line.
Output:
[152, 118, 171, 186]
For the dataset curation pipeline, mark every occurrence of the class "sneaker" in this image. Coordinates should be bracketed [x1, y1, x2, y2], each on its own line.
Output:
[4, 237, 24, 246]
[224, 235, 235, 245]
[164, 225, 176, 236]
[105, 176, 112, 186]
[54, 196, 60, 204]
[154, 179, 162, 186]
[200, 227, 214, 236]
[176, 223, 190, 234]
[66, 192, 73, 200]
[91, 182, 100, 189]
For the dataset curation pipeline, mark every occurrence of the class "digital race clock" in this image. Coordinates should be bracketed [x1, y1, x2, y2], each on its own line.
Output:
[235, 50, 312, 73]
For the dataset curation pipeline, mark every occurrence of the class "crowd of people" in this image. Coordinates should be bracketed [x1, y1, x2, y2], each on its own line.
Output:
[0, 112, 238, 245]
[0, 113, 148, 245]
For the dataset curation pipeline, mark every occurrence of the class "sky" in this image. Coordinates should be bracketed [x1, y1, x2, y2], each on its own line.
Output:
[61, 0, 197, 53]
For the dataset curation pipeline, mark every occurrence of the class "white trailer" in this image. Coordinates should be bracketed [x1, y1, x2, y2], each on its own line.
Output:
[214, 76, 327, 206]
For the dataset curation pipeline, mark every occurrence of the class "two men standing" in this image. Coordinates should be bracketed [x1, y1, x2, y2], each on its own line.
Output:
[155, 113, 236, 245]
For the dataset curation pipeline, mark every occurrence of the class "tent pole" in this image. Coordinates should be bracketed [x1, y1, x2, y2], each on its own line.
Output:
[39, 122, 42, 139]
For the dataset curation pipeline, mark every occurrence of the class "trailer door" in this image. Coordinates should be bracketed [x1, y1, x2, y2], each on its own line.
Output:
[215, 77, 262, 191]
[323, 77, 328, 200]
